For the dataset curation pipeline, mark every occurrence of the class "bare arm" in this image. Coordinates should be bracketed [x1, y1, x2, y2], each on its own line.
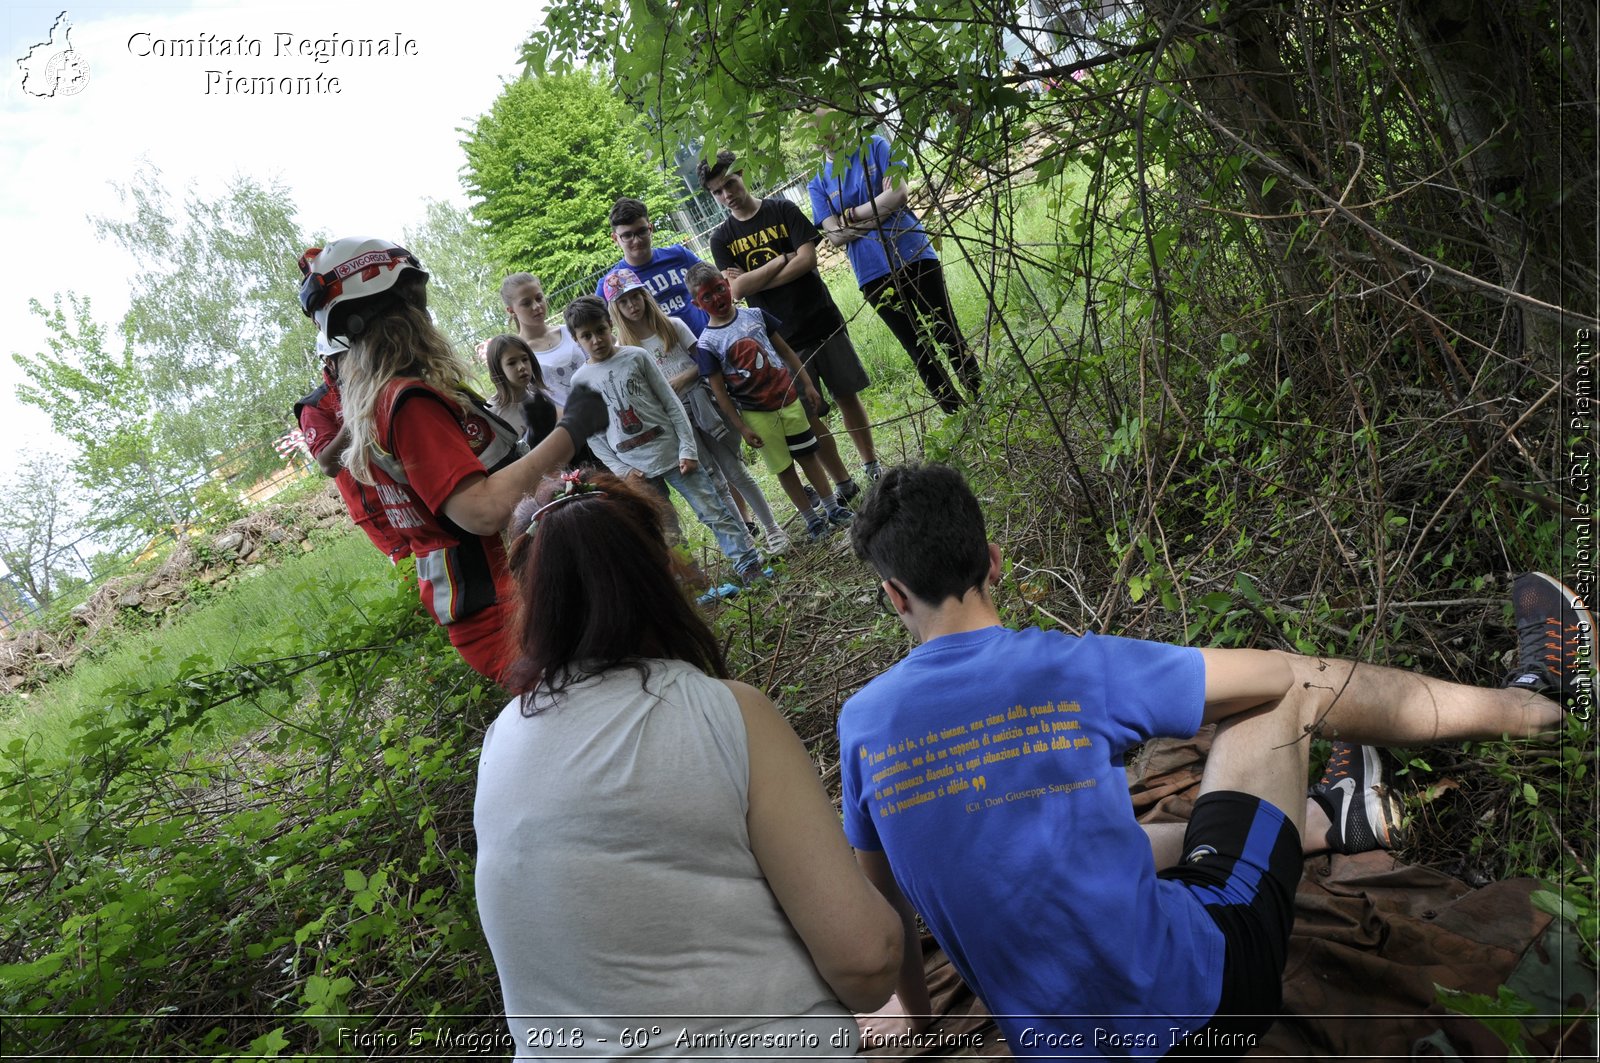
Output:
[824, 173, 913, 246]
[819, 182, 909, 245]
[729, 242, 818, 299]
[818, 212, 863, 247]
[665, 321, 705, 393]
[438, 426, 580, 535]
[853, 849, 933, 1042]
[1197, 647, 1296, 724]
[844, 175, 910, 228]
[706, 371, 763, 449]
[314, 423, 349, 477]
[727, 680, 901, 1011]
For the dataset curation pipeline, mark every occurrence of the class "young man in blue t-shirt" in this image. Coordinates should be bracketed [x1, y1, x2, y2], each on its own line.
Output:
[807, 120, 981, 413]
[839, 464, 1588, 1056]
[595, 196, 709, 336]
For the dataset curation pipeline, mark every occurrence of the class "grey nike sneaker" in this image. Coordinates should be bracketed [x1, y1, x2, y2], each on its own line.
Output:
[1503, 572, 1596, 711]
[1309, 742, 1404, 854]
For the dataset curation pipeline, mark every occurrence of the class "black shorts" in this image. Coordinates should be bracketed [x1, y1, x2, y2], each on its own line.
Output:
[1157, 791, 1301, 1054]
[794, 328, 871, 400]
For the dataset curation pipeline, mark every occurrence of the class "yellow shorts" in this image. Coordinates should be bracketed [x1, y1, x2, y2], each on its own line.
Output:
[741, 401, 818, 475]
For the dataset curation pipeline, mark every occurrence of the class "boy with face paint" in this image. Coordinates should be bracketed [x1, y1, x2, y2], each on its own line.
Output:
[687, 262, 854, 542]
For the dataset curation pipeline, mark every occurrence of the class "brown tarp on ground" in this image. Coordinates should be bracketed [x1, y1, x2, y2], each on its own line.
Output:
[863, 732, 1594, 1060]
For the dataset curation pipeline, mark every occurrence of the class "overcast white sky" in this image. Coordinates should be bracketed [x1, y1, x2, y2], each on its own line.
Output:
[1, 1, 541, 461]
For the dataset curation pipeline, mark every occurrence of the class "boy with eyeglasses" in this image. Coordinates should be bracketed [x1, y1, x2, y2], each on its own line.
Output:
[596, 196, 710, 336]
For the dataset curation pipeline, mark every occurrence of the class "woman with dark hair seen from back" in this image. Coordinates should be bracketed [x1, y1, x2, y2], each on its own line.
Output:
[473, 468, 902, 1058]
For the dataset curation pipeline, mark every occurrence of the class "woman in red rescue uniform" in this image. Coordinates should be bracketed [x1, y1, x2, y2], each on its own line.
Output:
[297, 238, 606, 685]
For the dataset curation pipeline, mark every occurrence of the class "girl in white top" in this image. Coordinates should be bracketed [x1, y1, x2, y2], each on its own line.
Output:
[501, 272, 587, 406]
[605, 267, 790, 554]
[474, 469, 900, 1058]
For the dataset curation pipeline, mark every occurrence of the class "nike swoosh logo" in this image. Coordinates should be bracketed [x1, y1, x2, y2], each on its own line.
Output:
[1330, 777, 1357, 826]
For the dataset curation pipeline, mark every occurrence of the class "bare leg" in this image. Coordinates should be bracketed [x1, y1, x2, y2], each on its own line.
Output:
[794, 451, 836, 500]
[1143, 822, 1188, 870]
[807, 411, 851, 485]
[775, 465, 816, 515]
[1202, 653, 1564, 840]
[1303, 800, 1334, 852]
[834, 392, 878, 465]
[1145, 795, 1350, 866]
[1291, 655, 1563, 743]
[1144, 794, 1353, 865]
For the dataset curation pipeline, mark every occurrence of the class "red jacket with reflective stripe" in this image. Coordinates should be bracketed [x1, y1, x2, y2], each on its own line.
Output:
[367, 378, 522, 626]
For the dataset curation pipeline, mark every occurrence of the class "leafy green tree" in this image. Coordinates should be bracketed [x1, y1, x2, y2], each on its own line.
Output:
[13, 292, 193, 539]
[90, 165, 318, 473]
[402, 199, 506, 360]
[460, 70, 683, 287]
[532, 2, 1593, 489]
[13, 167, 319, 535]
[525, 0, 1036, 181]
[0, 450, 84, 607]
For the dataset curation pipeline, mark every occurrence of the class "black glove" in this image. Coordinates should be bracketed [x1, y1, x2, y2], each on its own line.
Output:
[557, 384, 607, 442]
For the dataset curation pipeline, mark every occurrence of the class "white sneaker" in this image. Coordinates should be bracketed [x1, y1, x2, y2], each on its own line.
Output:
[764, 525, 791, 556]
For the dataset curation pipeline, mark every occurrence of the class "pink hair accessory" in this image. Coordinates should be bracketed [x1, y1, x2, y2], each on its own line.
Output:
[525, 471, 607, 535]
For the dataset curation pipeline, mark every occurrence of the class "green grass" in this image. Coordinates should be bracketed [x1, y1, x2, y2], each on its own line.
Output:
[0, 531, 401, 761]
[820, 263, 925, 397]
[3, 148, 1593, 1059]
[812, 185, 1082, 408]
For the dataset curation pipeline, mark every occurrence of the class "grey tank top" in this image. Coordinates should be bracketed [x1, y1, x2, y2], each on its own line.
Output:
[473, 658, 855, 1059]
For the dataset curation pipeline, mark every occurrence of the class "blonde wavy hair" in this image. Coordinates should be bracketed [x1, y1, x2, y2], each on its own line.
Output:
[609, 286, 681, 352]
[339, 298, 478, 485]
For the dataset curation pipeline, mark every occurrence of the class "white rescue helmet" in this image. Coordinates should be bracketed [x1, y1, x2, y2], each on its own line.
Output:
[297, 238, 427, 341]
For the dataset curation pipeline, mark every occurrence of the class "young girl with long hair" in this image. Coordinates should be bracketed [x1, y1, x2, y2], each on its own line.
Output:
[296, 237, 604, 684]
[483, 333, 559, 449]
[500, 272, 588, 407]
[473, 468, 900, 1055]
[604, 267, 791, 554]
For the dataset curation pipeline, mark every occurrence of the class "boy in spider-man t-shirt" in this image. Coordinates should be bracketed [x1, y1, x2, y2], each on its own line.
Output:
[687, 261, 852, 544]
